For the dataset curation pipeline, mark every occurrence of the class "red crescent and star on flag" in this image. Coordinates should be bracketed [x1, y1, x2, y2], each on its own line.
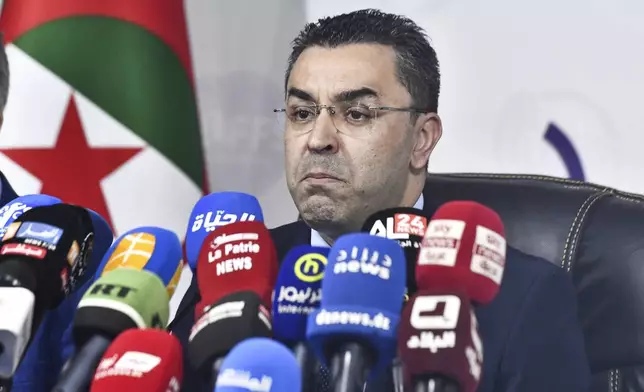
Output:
[0, 97, 142, 230]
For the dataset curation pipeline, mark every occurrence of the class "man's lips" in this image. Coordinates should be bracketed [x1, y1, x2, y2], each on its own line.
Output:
[303, 172, 343, 181]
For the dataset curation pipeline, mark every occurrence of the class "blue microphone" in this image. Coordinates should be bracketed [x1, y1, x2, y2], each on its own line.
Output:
[307, 233, 406, 392]
[93, 226, 183, 291]
[214, 337, 301, 392]
[185, 192, 264, 270]
[273, 245, 329, 390]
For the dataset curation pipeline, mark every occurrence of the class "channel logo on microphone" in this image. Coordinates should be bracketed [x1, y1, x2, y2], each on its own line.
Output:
[370, 213, 427, 240]
[94, 351, 161, 380]
[191, 211, 257, 233]
[207, 232, 261, 276]
[471, 226, 506, 285]
[333, 245, 393, 280]
[103, 233, 156, 273]
[418, 219, 466, 267]
[293, 251, 327, 283]
[216, 368, 273, 391]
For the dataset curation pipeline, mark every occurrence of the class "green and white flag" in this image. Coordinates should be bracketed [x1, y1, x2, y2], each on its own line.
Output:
[0, 0, 207, 316]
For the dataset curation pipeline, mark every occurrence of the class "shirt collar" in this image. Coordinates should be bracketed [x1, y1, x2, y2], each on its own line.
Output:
[310, 193, 425, 248]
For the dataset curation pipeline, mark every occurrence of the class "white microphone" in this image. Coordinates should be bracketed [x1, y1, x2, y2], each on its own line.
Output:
[0, 287, 35, 378]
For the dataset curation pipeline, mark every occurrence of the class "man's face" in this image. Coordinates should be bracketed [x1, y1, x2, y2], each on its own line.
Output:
[284, 44, 418, 235]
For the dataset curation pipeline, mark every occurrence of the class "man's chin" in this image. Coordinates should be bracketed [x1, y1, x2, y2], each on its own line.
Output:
[298, 196, 338, 221]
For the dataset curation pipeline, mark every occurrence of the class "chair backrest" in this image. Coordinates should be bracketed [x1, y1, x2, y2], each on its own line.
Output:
[426, 173, 644, 392]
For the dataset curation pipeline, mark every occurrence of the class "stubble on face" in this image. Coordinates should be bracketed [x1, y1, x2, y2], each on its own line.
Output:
[284, 44, 415, 239]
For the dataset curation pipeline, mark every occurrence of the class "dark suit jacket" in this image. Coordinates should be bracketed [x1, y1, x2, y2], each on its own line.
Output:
[170, 183, 591, 392]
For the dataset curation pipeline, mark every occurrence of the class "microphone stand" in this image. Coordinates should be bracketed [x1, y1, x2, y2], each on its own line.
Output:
[0, 378, 11, 392]
[391, 357, 404, 392]
[414, 376, 460, 392]
[209, 357, 224, 390]
[292, 343, 316, 390]
[330, 343, 370, 392]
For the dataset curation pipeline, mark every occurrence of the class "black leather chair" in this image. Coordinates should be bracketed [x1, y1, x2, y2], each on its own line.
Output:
[425, 172, 644, 392]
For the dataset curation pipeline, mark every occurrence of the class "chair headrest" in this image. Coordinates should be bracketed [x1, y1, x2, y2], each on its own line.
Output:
[426, 173, 644, 376]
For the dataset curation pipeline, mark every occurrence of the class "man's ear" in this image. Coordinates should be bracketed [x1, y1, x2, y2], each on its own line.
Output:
[410, 113, 442, 170]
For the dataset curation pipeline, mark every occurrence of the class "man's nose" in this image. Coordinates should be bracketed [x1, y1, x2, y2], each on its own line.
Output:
[306, 109, 339, 154]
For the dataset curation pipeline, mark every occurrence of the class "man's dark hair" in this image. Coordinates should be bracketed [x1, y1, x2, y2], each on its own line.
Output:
[285, 9, 440, 113]
[0, 33, 8, 110]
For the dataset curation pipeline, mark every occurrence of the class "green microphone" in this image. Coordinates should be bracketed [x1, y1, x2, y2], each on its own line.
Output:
[53, 268, 170, 392]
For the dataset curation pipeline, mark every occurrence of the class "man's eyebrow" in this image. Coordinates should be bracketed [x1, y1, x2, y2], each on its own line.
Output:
[333, 87, 379, 102]
[286, 87, 316, 102]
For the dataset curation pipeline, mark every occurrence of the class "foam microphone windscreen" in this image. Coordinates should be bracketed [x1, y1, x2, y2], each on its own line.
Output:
[187, 291, 272, 376]
[398, 288, 483, 392]
[362, 207, 431, 299]
[94, 226, 184, 298]
[272, 245, 329, 343]
[195, 221, 277, 316]
[185, 192, 264, 270]
[0, 203, 95, 307]
[90, 328, 182, 392]
[73, 268, 170, 346]
[0, 194, 62, 236]
[215, 338, 300, 392]
[417, 201, 506, 305]
[306, 233, 406, 376]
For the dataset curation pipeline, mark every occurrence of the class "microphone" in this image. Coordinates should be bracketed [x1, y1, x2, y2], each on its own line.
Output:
[187, 221, 278, 388]
[187, 291, 272, 390]
[0, 195, 113, 286]
[194, 221, 278, 315]
[417, 200, 506, 305]
[272, 245, 329, 390]
[89, 328, 182, 392]
[0, 203, 95, 378]
[362, 207, 430, 301]
[0, 194, 61, 235]
[93, 226, 184, 299]
[185, 192, 264, 270]
[397, 201, 506, 392]
[215, 337, 300, 392]
[53, 268, 171, 392]
[362, 207, 431, 392]
[307, 233, 406, 392]
[398, 288, 484, 392]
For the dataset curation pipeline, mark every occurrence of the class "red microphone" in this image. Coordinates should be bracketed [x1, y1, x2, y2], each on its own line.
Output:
[416, 201, 506, 305]
[187, 221, 278, 389]
[89, 329, 182, 392]
[397, 201, 506, 392]
[195, 221, 278, 318]
[398, 288, 483, 392]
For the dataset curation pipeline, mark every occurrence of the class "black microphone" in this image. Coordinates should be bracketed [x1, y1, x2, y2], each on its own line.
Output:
[0, 204, 95, 379]
[362, 208, 431, 392]
[187, 291, 272, 390]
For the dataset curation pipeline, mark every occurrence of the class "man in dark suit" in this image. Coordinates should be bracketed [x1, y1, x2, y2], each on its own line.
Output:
[171, 9, 590, 391]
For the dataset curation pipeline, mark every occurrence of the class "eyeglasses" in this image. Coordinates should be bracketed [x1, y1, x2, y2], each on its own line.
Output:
[273, 103, 428, 137]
